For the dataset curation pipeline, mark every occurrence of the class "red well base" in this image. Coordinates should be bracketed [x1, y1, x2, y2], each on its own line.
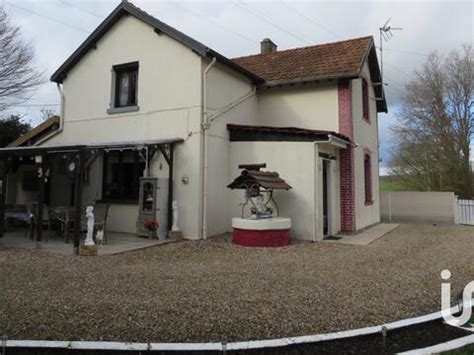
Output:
[233, 228, 290, 247]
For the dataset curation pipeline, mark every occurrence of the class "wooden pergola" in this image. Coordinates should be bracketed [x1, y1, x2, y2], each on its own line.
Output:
[0, 139, 182, 255]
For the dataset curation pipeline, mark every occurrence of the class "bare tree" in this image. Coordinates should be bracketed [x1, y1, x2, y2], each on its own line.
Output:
[0, 6, 44, 113]
[39, 107, 57, 121]
[391, 46, 474, 198]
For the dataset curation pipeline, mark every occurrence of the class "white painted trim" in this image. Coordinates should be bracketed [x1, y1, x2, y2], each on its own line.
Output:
[399, 334, 474, 355]
[6, 304, 467, 352]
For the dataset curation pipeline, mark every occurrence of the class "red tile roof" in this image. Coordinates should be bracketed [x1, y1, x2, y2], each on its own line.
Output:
[233, 36, 374, 87]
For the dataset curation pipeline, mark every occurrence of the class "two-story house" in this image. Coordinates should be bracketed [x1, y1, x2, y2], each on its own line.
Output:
[0, 1, 387, 249]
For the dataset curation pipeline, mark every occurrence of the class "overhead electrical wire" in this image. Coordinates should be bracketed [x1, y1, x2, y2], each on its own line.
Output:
[232, 0, 312, 46]
[5, 1, 89, 33]
[171, 2, 256, 45]
[278, 1, 342, 41]
[56, 0, 102, 19]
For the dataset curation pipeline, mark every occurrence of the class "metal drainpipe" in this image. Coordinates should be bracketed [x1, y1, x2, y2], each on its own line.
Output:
[201, 57, 217, 240]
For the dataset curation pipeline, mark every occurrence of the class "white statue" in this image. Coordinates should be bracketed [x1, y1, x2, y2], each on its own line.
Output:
[84, 206, 95, 246]
[172, 200, 180, 231]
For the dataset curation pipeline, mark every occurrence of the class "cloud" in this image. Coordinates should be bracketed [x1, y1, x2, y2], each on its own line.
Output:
[3, 0, 472, 160]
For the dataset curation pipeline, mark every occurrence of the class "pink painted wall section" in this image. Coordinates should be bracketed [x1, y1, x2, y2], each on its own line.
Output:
[338, 79, 356, 233]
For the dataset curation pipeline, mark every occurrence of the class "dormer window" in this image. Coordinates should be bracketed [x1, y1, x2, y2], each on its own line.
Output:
[362, 78, 369, 122]
[108, 61, 139, 114]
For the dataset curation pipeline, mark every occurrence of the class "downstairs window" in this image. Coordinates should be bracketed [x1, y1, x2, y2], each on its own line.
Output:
[102, 150, 145, 203]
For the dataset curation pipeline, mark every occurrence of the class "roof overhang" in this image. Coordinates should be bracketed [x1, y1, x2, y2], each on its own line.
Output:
[258, 73, 359, 90]
[362, 40, 387, 113]
[50, 2, 264, 84]
[8, 116, 60, 148]
[227, 124, 351, 147]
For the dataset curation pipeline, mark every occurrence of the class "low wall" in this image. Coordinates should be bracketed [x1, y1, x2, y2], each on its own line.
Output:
[380, 191, 458, 224]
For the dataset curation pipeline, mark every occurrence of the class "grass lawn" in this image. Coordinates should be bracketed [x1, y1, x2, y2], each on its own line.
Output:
[379, 175, 412, 191]
[1, 223, 473, 343]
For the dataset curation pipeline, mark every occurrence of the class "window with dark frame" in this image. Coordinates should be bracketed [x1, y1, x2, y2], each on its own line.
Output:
[102, 150, 145, 203]
[362, 78, 369, 122]
[113, 62, 138, 108]
[364, 153, 373, 204]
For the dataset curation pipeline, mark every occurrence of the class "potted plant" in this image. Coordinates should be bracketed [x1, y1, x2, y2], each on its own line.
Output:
[144, 218, 159, 239]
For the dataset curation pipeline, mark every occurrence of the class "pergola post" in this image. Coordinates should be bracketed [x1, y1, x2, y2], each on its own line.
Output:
[35, 156, 48, 248]
[73, 151, 84, 255]
[167, 144, 174, 233]
[0, 159, 11, 239]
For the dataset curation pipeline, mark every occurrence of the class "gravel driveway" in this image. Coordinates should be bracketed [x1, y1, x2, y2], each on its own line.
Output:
[0, 223, 473, 342]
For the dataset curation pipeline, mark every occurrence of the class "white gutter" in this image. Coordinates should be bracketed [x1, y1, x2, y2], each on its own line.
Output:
[6, 303, 469, 352]
[34, 83, 65, 146]
[201, 57, 217, 240]
[311, 135, 350, 149]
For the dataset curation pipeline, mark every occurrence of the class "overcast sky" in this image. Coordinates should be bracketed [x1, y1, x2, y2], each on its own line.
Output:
[2, 0, 473, 168]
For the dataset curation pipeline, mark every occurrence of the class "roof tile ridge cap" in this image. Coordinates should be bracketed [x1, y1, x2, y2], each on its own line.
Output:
[232, 36, 374, 60]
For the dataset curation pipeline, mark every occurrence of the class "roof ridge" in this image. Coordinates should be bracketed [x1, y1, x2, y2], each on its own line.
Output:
[232, 36, 373, 60]
[51, 1, 263, 84]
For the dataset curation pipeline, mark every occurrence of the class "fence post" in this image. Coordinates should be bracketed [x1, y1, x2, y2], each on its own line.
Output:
[388, 191, 392, 223]
[453, 195, 459, 224]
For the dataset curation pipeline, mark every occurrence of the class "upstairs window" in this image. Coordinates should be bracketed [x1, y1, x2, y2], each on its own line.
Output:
[364, 153, 373, 204]
[362, 78, 369, 122]
[113, 62, 138, 108]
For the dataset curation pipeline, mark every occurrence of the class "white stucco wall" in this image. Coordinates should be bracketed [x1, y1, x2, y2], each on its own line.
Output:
[205, 60, 258, 236]
[352, 62, 381, 230]
[257, 83, 339, 131]
[41, 15, 204, 239]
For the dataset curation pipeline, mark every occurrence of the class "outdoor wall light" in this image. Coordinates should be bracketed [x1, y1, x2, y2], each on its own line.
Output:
[181, 176, 189, 185]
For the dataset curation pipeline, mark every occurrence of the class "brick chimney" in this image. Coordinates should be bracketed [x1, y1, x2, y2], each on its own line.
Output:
[260, 38, 277, 54]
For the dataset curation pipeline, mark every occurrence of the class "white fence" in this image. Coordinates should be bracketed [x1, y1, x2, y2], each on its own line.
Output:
[458, 199, 474, 225]
[380, 191, 458, 224]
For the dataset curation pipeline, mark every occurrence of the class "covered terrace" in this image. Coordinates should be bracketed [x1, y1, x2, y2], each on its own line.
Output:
[0, 139, 182, 255]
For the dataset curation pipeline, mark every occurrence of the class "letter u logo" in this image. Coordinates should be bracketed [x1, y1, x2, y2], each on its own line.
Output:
[441, 270, 474, 326]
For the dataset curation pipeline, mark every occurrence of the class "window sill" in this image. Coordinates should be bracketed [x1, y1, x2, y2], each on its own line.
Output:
[365, 200, 374, 206]
[107, 105, 139, 115]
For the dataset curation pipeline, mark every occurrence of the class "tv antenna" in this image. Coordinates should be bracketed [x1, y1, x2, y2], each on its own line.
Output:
[378, 18, 402, 101]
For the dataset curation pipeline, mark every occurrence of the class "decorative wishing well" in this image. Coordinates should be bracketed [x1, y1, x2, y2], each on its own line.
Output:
[227, 164, 292, 247]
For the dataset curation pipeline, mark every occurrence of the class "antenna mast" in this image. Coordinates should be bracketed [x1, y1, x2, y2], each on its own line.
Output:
[378, 18, 402, 102]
